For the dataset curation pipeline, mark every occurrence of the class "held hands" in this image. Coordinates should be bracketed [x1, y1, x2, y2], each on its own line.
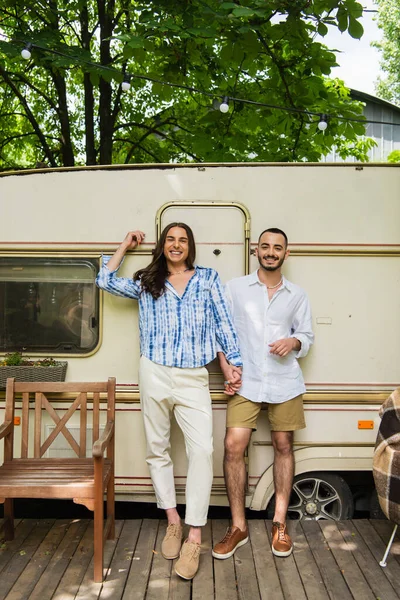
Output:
[223, 365, 242, 396]
[122, 230, 145, 251]
[268, 337, 298, 357]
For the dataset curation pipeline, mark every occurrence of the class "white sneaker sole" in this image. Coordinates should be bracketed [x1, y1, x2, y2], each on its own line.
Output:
[272, 545, 293, 557]
[212, 536, 249, 560]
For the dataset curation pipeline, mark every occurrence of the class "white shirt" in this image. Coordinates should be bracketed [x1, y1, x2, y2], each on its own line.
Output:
[225, 271, 314, 404]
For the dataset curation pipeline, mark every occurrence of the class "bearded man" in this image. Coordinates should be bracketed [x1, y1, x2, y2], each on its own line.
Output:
[212, 228, 314, 560]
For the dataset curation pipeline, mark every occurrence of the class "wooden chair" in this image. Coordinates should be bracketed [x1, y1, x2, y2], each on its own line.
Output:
[373, 388, 400, 568]
[0, 377, 116, 582]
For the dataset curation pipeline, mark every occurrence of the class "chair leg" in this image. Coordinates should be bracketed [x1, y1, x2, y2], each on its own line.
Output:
[107, 471, 115, 540]
[380, 524, 398, 567]
[4, 499, 14, 541]
[93, 495, 104, 583]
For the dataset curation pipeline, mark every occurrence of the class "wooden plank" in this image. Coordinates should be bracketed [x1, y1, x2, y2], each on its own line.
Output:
[168, 557, 191, 600]
[0, 519, 55, 600]
[318, 520, 375, 600]
[0, 519, 21, 533]
[146, 521, 172, 600]
[4, 379, 15, 463]
[337, 520, 399, 600]
[353, 519, 400, 592]
[234, 524, 261, 600]
[93, 393, 100, 444]
[370, 519, 400, 567]
[4, 519, 73, 600]
[0, 519, 37, 574]
[98, 519, 142, 600]
[74, 520, 124, 600]
[1, 458, 100, 466]
[247, 520, 283, 600]
[122, 518, 159, 600]
[301, 520, 353, 600]
[20, 392, 29, 459]
[211, 519, 238, 600]
[51, 521, 96, 599]
[15, 382, 109, 393]
[80, 393, 87, 458]
[28, 519, 91, 600]
[34, 393, 42, 458]
[265, 520, 307, 600]
[192, 521, 213, 600]
[40, 393, 81, 457]
[287, 521, 328, 600]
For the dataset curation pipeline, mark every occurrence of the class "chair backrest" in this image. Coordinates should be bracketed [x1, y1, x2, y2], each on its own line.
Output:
[373, 387, 400, 525]
[4, 378, 116, 461]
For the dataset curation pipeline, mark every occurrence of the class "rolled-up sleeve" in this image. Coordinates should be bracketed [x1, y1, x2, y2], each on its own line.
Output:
[292, 292, 314, 359]
[96, 255, 141, 300]
[210, 272, 243, 367]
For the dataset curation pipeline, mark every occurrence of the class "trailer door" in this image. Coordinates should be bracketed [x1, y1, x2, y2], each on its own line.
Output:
[157, 202, 250, 282]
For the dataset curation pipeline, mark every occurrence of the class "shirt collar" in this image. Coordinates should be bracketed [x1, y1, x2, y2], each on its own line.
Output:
[249, 270, 292, 292]
[248, 270, 261, 286]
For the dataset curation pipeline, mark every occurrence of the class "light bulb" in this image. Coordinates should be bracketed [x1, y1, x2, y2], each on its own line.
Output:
[121, 80, 131, 91]
[318, 114, 328, 131]
[219, 96, 229, 113]
[21, 44, 32, 60]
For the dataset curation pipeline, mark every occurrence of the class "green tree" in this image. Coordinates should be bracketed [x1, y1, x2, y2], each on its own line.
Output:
[387, 149, 400, 162]
[0, 0, 370, 169]
[374, 0, 400, 106]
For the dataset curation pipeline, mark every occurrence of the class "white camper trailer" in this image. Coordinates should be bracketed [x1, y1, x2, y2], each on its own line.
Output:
[1, 162, 399, 520]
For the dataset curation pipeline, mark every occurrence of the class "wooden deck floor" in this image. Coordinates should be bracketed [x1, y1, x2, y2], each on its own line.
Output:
[0, 518, 399, 600]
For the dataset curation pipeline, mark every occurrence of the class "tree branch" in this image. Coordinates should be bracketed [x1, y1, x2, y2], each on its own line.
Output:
[256, 32, 297, 109]
[0, 65, 57, 166]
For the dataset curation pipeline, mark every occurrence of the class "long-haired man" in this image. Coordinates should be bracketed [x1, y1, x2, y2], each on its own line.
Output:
[96, 223, 242, 579]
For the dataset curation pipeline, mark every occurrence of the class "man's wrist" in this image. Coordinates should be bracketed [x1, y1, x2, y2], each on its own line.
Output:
[292, 337, 301, 351]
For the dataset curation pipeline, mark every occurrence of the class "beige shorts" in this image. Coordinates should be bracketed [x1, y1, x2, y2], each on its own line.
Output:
[226, 393, 305, 432]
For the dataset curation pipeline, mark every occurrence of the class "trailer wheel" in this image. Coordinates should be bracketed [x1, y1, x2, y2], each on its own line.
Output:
[267, 472, 354, 521]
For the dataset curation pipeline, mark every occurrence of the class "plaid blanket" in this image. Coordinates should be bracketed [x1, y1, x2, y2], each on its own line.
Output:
[373, 388, 400, 524]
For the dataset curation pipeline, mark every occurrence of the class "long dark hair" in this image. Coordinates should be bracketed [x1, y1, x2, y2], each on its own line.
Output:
[134, 222, 196, 299]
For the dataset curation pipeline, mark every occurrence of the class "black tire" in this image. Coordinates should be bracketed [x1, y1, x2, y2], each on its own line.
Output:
[267, 471, 354, 521]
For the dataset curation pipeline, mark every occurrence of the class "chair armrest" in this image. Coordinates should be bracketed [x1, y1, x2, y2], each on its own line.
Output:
[0, 421, 13, 440]
[93, 420, 114, 458]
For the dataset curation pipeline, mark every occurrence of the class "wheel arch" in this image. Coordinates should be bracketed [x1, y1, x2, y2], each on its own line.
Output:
[249, 445, 374, 511]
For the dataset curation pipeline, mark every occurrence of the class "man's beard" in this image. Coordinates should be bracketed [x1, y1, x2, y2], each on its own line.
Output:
[258, 254, 285, 272]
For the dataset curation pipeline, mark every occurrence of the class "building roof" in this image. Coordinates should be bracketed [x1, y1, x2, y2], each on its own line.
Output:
[350, 89, 400, 113]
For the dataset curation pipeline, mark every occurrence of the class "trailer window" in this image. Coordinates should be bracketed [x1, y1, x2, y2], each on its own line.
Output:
[0, 258, 99, 355]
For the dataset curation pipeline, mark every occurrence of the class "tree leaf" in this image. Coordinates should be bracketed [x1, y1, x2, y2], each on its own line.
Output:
[348, 17, 364, 40]
[232, 7, 255, 17]
[317, 22, 328, 37]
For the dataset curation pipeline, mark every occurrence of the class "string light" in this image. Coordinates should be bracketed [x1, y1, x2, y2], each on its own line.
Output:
[21, 43, 32, 60]
[121, 73, 131, 92]
[219, 96, 230, 114]
[318, 114, 329, 131]
[4, 39, 398, 129]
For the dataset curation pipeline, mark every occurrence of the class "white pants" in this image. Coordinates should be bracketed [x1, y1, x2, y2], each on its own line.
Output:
[139, 355, 213, 526]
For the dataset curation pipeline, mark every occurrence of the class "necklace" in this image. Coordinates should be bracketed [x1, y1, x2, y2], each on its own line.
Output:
[266, 277, 283, 289]
[167, 268, 191, 276]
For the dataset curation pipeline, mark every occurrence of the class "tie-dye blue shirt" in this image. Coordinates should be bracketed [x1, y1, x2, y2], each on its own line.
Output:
[96, 257, 242, 368]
